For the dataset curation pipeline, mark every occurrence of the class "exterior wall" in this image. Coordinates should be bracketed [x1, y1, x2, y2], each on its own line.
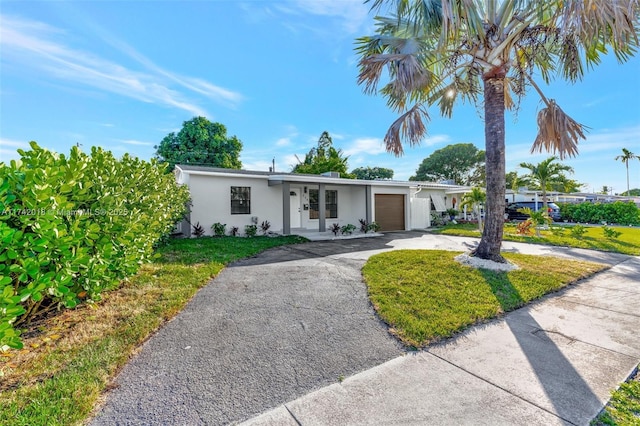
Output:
[188, 174, 283, 236]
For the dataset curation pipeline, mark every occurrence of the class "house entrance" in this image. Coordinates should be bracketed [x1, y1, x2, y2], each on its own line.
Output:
[290, 189, 301, 228]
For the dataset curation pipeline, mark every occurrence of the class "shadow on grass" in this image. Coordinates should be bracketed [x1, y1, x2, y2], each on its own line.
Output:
[478, 269, 603, 424]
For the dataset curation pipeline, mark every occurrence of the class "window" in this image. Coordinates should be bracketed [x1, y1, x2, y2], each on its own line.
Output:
[231, 186, 251, 214]
[309, 189, 338, 219]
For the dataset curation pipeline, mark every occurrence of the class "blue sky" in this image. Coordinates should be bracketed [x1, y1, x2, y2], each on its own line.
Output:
[1, 1, 639, 194]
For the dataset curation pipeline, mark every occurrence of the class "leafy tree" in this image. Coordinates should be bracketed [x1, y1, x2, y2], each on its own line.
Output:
[352, 166, 394, 180]
[460, 187, 486, 232]
[410, 143, 484, 185]
[625, 188, 640, 196]
[615, 148, 639, 196]
[292, 131, 355, 178]
[356, 1, 639, 262]
[155, 116, 242, 170]
[547, 174, 584, 193]
[520, 157, 574, 210]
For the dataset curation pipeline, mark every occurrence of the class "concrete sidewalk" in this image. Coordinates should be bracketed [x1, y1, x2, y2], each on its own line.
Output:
[242, 237, 640, 426]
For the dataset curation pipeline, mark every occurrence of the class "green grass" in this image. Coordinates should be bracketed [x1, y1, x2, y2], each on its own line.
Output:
[0, 235, 307, 426]
[363, 250, 607, 347]
[432, 223, 640, 255]
[593, 367, 640, 426]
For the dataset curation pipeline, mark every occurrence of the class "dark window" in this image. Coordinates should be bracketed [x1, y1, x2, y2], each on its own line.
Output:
[231, 186, 251, 214]
[309, 189, 338, 219]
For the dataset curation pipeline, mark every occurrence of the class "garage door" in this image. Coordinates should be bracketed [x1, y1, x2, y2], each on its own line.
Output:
[374, 194, 405, 231]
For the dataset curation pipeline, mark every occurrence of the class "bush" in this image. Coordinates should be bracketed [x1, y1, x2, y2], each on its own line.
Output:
[229, 226, 239, 236]
[330, 223, 341, 236]
[244, 224, 257, 237]
[192, 222, 205, 237]
[260, 220, 271, 235]
[341, 224, 356, 235]
[0, 142, 189, 350]
[211, 222, 226, 237]
[359, 218, 370, 233]
[368, 221, 381, 233]
[602, 226, 622, 240]
[569, 225, 587, 239]
[559, 202, 640, 226]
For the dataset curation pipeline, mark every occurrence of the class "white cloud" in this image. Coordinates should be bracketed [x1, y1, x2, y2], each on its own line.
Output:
[0, 14, 243, 117]
[119, 139, 154, 146]
[344, 137, 386, 156]
[275, 138, 292, 147]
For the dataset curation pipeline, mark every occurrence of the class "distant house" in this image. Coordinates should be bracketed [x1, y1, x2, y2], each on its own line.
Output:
[174, 165, 469, 237]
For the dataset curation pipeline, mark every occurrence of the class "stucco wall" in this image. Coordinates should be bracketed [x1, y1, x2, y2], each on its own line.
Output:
[188, 174, 283, 236]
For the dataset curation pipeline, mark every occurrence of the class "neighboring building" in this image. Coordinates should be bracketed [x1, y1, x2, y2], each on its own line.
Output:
[174, 165, 469, 237]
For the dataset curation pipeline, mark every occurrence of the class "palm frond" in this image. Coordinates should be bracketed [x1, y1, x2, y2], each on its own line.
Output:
[531, 100, 587, 159]
[384, 104, 430, 156]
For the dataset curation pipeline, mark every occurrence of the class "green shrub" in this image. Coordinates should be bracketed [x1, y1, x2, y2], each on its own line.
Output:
[211, 222, 226, 237]
[0, 142, 189, 350]
[569, 225, 587, 239]
[549, 226, 566, 237]
[341, 224, 356, 235]
[558, 202, 640, 225]
[602, 226, 622, 240]
[368, 221, 381, 233]
[244, 224, 257, 237]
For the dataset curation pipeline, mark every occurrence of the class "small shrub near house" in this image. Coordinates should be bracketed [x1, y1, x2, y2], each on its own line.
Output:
[0, 142, 189, 350]
[211, 222, 226, 237]
[244, 224, 257, 237]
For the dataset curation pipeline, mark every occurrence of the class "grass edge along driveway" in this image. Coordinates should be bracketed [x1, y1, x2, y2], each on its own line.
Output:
[363, 250, 608, 348]
[0, 235, 307, 426]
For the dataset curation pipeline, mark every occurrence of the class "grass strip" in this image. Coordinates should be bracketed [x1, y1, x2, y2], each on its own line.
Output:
[592, 367, 640, 426]
[363, 250, 607, 347]
[0, 235, 306, 426]
[431, 223, 640, 255]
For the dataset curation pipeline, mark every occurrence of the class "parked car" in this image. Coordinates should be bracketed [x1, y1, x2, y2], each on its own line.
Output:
[505, 201, 561, 221]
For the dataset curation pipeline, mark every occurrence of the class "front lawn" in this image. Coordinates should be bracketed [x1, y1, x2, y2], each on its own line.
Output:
[363, 249, 607, 347]
[432, 223, 640, 255]
[0, 235, 307, 426]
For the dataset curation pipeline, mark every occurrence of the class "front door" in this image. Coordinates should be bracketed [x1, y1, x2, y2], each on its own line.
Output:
[290, 189, 301, 228]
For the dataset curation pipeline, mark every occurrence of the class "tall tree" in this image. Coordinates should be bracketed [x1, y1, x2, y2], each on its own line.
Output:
[357, 1, 639, 262]
[410, 143, 484, 185]
[292, 131, 355, 178]
[155, 117, 242, 170]
[547, 174, 584, 193]
[352, 166, 394, 180]
[615, 148, 639, 196]
[520, 157, 574, 209]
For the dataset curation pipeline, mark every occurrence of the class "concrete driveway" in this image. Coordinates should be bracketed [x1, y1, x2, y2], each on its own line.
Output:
[91, 232, 638, 425]
[91, 232, 420, 425]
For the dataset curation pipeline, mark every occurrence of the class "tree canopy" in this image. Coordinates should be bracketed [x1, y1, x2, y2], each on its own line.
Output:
[292, 131, 354, 178]
[357, 0, 639, 262]
[155, 116, 242, 170]
[351, 166, 394, 180]
[520, 157, 574, 208]
[410, 143, 484, 185]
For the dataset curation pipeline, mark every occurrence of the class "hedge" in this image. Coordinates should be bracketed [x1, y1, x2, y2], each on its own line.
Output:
[0, 142, 190, 350]
[558, 201, 640, 226]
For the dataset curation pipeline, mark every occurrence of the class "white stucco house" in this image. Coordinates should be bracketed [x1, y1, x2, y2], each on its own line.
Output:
[174, 165, 470, 237]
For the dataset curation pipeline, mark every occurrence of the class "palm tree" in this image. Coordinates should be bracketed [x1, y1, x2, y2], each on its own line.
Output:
[520, 157, 574, 209]
[615, 148, 639, 196]
[357, 1, 639, 262]
[460, 187, 486, 232]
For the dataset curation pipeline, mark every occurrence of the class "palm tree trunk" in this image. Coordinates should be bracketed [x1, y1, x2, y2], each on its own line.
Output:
[472, 73, 507, 263]
[626, 162, 630, 195]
